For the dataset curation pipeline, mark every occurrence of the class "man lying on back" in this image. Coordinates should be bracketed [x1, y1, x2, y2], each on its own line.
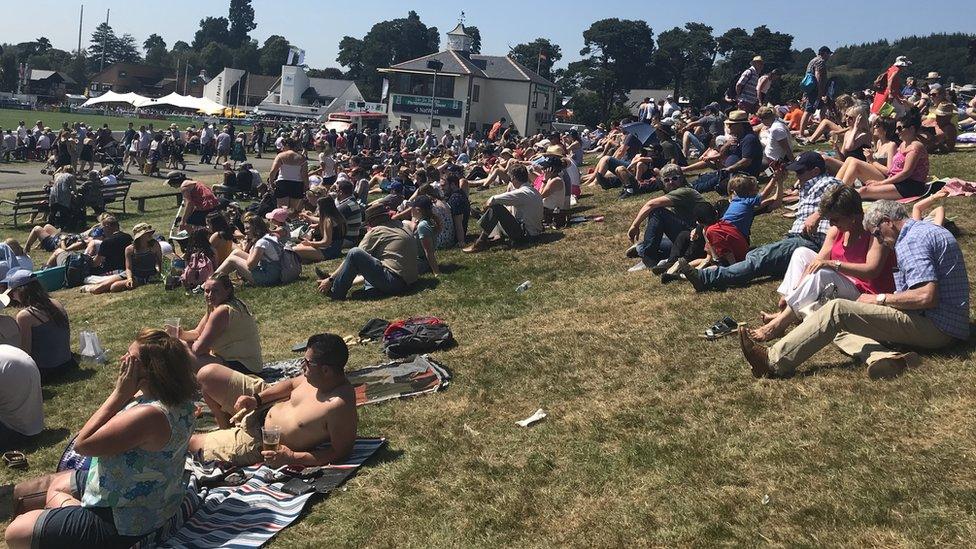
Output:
[190, 333, 358, 466]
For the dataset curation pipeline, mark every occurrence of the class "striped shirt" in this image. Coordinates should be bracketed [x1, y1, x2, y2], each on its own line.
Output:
[894, 220, 970, 340]
[338, 196, 363, 249]
[736, 66, 760, 104]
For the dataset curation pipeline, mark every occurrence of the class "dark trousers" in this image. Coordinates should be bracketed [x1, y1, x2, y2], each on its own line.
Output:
[479, 204, 529, 243]
[637, 208, 694, 266]
[666, 229, 706, 264]
[692, 170, 729, 195]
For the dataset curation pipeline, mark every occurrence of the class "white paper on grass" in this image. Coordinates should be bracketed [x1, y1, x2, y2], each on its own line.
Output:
[516, 408, 547, 427]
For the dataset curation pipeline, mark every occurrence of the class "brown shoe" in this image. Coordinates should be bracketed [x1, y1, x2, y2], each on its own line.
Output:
[462, 238, 488, 253]
[867, 352, 919, 380]
[739, 327, 771, 378]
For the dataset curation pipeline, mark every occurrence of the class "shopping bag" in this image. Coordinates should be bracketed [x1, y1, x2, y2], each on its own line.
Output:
[79, 330, 106, 362]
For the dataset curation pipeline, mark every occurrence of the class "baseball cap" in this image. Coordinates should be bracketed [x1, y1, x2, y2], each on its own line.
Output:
[265, 207, 290, 225]
[786, 151, 826, 173]
[0, 270, 36, 307]
[165, 171, 187, 184]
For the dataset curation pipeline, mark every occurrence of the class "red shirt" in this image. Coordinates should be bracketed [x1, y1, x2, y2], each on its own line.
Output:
[488, 121, 503, 141]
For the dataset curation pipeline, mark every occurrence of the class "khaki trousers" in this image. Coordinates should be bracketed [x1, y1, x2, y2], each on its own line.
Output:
[768, 299, 955, 376]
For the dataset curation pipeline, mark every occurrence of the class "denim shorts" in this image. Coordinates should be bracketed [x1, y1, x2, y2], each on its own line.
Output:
[606, 157, 630, 171]
[251, 261, 281, 286]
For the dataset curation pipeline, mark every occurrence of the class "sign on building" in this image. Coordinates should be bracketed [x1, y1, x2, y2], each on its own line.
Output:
[391, 94, 464, 118]
[345, 101, 386, 113]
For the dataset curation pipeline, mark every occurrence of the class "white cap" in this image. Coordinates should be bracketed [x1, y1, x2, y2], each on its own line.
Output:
[894, 56, 911, 67]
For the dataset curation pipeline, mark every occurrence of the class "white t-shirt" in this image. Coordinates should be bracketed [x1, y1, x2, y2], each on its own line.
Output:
[254, 234, 282, 262]
[101, 174, 118, 186]
[318, 153, 337, 178]
[764, 119, 792, 162]
[0, 344, 43, 436]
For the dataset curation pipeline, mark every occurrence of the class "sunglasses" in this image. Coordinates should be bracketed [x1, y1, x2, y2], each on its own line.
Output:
[662, 176, 682, 183]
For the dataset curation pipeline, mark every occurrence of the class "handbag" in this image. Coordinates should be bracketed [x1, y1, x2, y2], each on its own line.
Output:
[800, 72, 817, 93]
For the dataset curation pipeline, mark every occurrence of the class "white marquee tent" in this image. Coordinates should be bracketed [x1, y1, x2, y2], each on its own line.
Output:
[81, 91, 226, 114]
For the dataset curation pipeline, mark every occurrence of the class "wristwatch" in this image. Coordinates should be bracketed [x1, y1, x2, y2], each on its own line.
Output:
[876, 293, 887, 305]
[832, 260, 841, 271]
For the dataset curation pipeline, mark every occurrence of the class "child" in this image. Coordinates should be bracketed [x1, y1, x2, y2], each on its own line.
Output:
[703, 172, 784, 267]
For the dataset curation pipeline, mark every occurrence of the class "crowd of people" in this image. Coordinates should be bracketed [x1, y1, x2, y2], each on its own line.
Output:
[1, 46, 974, 547]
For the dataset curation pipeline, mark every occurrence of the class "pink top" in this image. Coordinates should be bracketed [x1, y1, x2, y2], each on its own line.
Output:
[887, 144, 929, 182]
[830, 229, 895, 294]
[184, 181, 220, 211]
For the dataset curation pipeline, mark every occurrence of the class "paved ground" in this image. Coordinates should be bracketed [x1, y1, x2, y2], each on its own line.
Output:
[0, 155, 278, 191]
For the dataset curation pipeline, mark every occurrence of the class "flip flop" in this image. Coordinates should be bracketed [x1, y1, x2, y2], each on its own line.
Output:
[703, 316, 740, 340]
[3, 451, 28, 470]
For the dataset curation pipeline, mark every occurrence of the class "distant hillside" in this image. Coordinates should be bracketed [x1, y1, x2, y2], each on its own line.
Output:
[822, 33, 976, 90]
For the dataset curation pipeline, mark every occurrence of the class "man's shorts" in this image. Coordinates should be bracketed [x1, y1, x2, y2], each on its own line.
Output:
[274, 180, 305, 199]
[804, 91, 822, 114]
[200, 370, 270, 465]
[605, 157, 629, 171]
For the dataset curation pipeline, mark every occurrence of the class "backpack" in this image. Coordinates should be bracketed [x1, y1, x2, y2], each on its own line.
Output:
[266, 237, 302, 284]
[382, 316, 455, 358]
[872, 69, 890, 93]
[63, 252, 93, 288]
[181, 252, 214, 289]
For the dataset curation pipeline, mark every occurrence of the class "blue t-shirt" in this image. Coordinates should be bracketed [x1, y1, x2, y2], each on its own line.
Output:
[721, 194, 763, 238]
[724, 133, 764, 177]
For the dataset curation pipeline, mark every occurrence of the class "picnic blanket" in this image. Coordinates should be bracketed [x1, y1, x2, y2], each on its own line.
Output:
[153, 438, 386, 549]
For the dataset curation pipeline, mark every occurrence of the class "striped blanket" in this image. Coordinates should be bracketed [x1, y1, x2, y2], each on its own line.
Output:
[146, 437, 387, 548]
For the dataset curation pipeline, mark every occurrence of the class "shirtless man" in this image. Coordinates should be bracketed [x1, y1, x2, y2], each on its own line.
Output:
[189, 333, 358, 467]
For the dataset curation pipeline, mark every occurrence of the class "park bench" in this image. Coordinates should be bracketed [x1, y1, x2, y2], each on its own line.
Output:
[129, 191, 183, 213]
[102, 180, 133, 214]
[0, 189, 48, 227]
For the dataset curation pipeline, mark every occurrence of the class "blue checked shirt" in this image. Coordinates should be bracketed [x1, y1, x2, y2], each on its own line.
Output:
[788, 174, 842, 246]
[894, 219, 970, 340]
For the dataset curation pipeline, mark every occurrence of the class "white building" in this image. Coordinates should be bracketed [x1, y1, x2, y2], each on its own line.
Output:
[253, 65, 366, 120]
[378, 24, 557, 137]
[203, 68, 279, 109]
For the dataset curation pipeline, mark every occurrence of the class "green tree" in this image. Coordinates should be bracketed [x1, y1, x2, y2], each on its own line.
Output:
[228, 0, 257, 47]
[654, 22, 716, 101]
[143, 33, 168, 65]
[510, 38, 562, 78]
[88, 22, 116, 71]
[114, 34, 142, 63]
[0, 52, 17, 92]
[193, 16, 230, 50]
[232, 39, 261, 73]
[198, 42, 233, 78]
[307, 67, 345, 79]
[464, 25, 482, 54]
[336, 11, 440, 100]
[35, 37, 52, 54]
[578, 18, 655, 121]
[259, 35, 291, 75]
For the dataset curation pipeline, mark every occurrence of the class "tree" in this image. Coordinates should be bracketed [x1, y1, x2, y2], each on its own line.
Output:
[193, 16, 230, 50]
[578, 19, 655, 121]
[198, 42, 233, 78]
[88, 22, 116, 71]
[228, 0, 257, 47]
[336, 11, 440, 100]
[0, 52, 17, 92]
[307, 67, 345, 79]
[35, 37, 52, 54]
[510, 38, 562, 78]
[114, 34, 142, 63]
[464, 25, 482, 54]
[144, 34, 169, 66]
[259, 35, 291, 75]
[654, 22, 716, 101]
[232, 39, 261, 73]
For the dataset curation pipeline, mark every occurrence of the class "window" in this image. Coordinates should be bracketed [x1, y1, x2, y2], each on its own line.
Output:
[389, 72, 455, 98]
[472, 84, 480, 103]
[432, 118, 441, 128]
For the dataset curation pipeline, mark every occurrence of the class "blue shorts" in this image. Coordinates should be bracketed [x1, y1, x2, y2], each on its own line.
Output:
[32, 469, 144, 549]
[606, 157, 630, 171]
[804, 91, 822, 114]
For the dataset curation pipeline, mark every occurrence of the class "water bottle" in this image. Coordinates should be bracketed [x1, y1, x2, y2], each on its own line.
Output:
[515, 281, 532, 293]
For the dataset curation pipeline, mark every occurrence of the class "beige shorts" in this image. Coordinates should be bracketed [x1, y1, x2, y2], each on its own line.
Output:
[200, 370, 270, 465]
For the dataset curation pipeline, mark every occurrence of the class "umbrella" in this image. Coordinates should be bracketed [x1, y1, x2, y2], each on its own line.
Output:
[620, 122, 658, 146]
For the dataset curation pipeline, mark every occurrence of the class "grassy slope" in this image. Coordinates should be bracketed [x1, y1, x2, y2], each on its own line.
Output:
[1, 149, 976, 547]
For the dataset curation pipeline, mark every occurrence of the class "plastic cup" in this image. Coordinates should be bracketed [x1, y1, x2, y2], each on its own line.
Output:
[163, 318, 180, 337]
[262, 425, 281, 452]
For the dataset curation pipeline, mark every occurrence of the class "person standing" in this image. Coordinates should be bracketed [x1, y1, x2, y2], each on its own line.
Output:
[735, 56, 764, 114]
[799, 47, 833, 137]
[488, 118, 506, 142]
[756, 68, 780, 106]
[268, 138, 309, 211]
[871, 56, 911, 117]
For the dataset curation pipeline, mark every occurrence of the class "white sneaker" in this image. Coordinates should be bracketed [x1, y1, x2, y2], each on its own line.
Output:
[628, 261, 648, 272]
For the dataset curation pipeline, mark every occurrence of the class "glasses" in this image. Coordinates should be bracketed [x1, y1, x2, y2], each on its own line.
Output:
[662, 176, 682, 183]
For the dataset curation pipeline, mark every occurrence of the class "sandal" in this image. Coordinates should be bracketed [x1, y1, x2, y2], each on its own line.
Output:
[3, 451, 28, 470]
[703, 316, 739, 340]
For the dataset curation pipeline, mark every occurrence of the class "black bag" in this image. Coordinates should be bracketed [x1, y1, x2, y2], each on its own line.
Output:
[63, 252, 93, 288]
[382, 317, 455, 358]
[359, 318, 391, 341]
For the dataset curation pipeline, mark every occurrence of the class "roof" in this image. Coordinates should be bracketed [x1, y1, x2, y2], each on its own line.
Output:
[306, 78, 354, 100]
[28, 69, 76, 84]
[386, 52, 556, 87]
[245, 74, 279, 96]
[447, 23, 470, 37]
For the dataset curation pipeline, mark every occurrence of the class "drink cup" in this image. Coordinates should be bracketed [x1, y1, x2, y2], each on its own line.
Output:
[262, 425, 281, 452]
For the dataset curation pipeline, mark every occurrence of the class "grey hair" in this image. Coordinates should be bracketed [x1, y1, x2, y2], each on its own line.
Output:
[659, 163, 685, 183]
[863, 200, 908, 231]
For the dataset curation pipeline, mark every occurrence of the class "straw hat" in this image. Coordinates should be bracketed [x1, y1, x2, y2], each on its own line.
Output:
[542, 145, 566, 158]
[725, 110, 749, 124]
[499, 148, 513, 157]
[132, 222, 155, 241]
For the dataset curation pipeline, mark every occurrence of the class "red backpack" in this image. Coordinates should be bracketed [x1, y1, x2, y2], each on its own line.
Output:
[181, 252, 214, 289]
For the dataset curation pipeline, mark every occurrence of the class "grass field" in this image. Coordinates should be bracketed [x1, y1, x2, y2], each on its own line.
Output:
[0, 107, 231, 134]
[2, 147, 976, 547]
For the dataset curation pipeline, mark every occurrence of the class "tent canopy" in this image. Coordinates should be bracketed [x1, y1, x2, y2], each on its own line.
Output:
[81, 91, 225, 113]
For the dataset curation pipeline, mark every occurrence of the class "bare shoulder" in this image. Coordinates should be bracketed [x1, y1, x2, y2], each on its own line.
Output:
[323, 383, 357, 414]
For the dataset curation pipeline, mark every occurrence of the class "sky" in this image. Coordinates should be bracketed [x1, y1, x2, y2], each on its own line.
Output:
[2, 0, 975, 71]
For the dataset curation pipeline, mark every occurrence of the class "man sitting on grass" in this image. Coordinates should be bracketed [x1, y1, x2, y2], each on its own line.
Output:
[190, 333, 358, 466]
[316, 203, 418, 299]
[462, 165, 544, 253]
[739, 200, 970, 380]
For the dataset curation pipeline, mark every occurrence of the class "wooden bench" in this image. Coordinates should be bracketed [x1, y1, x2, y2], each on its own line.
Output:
[130, 191, 183, 213]
[102, 180, 133, 214]
[0, 190, 49, 227]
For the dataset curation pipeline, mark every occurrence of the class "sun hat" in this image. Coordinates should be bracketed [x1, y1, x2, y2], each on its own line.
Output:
[165, 171, 187, 184]
[0, 270, 36, 308]
[926, 71, 941, 80]
[752, 55, 763, 62]
[786, 150, 826, 173]
[131, 222, 155, 241]
[894, 56, 911, 67]
[725, 110, 749, 124]
[499, 148, 513, 157]
[265, 207, 290, 225]
[542, 145, 566, 158]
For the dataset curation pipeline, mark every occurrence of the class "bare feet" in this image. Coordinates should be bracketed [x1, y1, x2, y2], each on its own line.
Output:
[317, 276, 333, 296]
[739, 327, 771, 378]
[759, 311, 777, 324]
